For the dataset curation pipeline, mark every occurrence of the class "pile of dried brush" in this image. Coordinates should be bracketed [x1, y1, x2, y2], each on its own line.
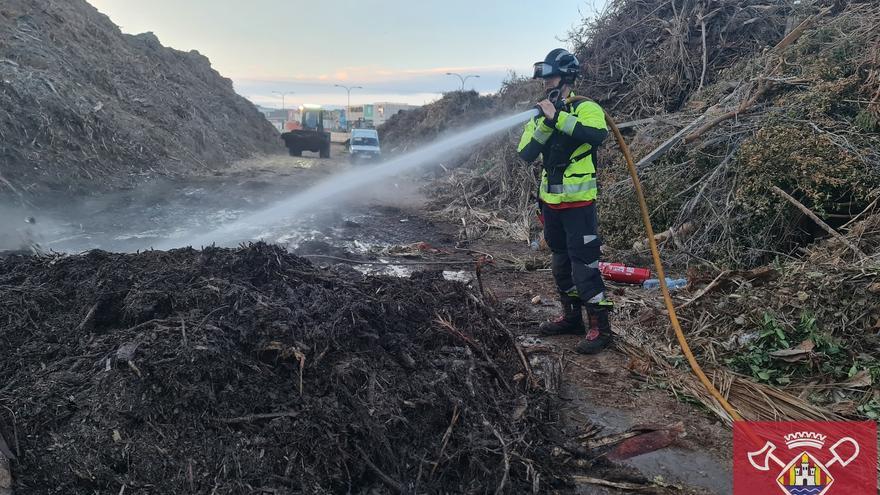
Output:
[427, 128, 540, 243]
[417, 0, 880, 269]
[572, 0, 805, 118]
[597, 0, 880, 267]
[582, 0, 880, 425]
[615, 210, 880, 423]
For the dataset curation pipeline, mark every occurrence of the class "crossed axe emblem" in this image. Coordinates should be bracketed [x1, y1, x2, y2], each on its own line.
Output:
[748, 437, 861, 471]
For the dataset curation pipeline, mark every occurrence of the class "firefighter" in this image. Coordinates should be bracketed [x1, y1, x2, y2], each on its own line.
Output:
[517, 48, 613, 354]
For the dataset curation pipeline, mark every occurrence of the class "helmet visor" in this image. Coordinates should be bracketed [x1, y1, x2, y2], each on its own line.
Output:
[533, 62, 555, 79]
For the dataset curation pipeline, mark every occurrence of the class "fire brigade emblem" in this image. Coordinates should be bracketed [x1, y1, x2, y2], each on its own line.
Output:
[746, 431, 860, 495]
[776, 452, 833, 494]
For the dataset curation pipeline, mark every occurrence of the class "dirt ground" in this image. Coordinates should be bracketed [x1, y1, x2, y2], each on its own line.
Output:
[471, 257, 734, 494]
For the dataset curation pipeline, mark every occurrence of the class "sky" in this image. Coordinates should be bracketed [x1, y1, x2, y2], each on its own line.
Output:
[86, 0, 606, 108]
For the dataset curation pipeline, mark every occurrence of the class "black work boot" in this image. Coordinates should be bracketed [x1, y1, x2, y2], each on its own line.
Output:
[539, 295, 585, 336]
[576, 302, 613, 354]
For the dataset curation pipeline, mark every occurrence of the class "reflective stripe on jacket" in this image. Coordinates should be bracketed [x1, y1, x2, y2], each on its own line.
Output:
[517, 97, 607, 204]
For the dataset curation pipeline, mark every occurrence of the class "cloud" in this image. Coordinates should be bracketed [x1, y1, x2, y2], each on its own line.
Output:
[230, 64, 526, 86]
[232, 63, 537, 109]
[245, 91, 444, 108]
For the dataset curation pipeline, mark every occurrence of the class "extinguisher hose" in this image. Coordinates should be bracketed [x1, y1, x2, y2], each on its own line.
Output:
[563, 96, 745, 423]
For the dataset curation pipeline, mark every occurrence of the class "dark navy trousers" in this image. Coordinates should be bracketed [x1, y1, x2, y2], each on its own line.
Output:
[542, 202, 606, 303]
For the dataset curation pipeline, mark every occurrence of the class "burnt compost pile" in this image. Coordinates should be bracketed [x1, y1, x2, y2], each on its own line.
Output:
[0, 244, 563, 494]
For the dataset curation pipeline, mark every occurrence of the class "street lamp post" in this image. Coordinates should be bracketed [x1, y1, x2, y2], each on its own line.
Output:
[272, 91, 295, 130]
[445, 72, 480, 91]
[334, 84, 363, 130]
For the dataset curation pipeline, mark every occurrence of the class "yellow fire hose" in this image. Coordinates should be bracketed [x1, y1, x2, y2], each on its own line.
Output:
[602, 112, 744, 423]
[557, 95, 746, 423]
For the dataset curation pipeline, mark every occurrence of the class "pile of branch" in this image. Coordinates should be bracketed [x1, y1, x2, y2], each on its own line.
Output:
[571, 0, 807, 119]
[596, 0, 880, 267]
[615, 212, 880, 421]
[419, 1, 880, 262]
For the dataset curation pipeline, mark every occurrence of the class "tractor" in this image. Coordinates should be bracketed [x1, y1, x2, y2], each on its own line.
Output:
[280, 104, 331, 158]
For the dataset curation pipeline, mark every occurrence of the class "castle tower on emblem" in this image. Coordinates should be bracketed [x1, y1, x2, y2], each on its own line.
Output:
[792, 454, 818, 486]
[777, 451, 832, 495]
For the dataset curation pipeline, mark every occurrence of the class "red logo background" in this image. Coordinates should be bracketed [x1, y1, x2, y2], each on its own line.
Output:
[734, 421, 877, 494]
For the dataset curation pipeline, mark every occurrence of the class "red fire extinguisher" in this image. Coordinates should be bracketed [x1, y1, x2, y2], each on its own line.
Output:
[599, 262, 652, 285]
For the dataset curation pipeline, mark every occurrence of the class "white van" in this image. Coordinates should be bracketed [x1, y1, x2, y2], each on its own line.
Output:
[349, 128, 381, 162]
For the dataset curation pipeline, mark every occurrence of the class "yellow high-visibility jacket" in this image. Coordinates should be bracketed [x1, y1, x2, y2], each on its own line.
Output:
[517, 95, 608, 204]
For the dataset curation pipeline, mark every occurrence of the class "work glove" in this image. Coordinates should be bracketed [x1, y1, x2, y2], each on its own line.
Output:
[535, 99, 559, 126]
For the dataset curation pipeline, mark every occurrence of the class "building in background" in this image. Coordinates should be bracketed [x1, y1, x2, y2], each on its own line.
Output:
[322, 109, 344, 131]
[343, 102, 418, 128]
[346, 104, 370, 128]
[258, 102, 420, 132]
[257, 106, 289, 132]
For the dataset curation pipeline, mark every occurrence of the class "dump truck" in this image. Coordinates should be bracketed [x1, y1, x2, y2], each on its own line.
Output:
[280, 104, 331, 158]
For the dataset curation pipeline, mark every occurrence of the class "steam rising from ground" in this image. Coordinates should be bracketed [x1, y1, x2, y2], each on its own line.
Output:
[0, 110, 536, 254]
[158, 109, 538, 249]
